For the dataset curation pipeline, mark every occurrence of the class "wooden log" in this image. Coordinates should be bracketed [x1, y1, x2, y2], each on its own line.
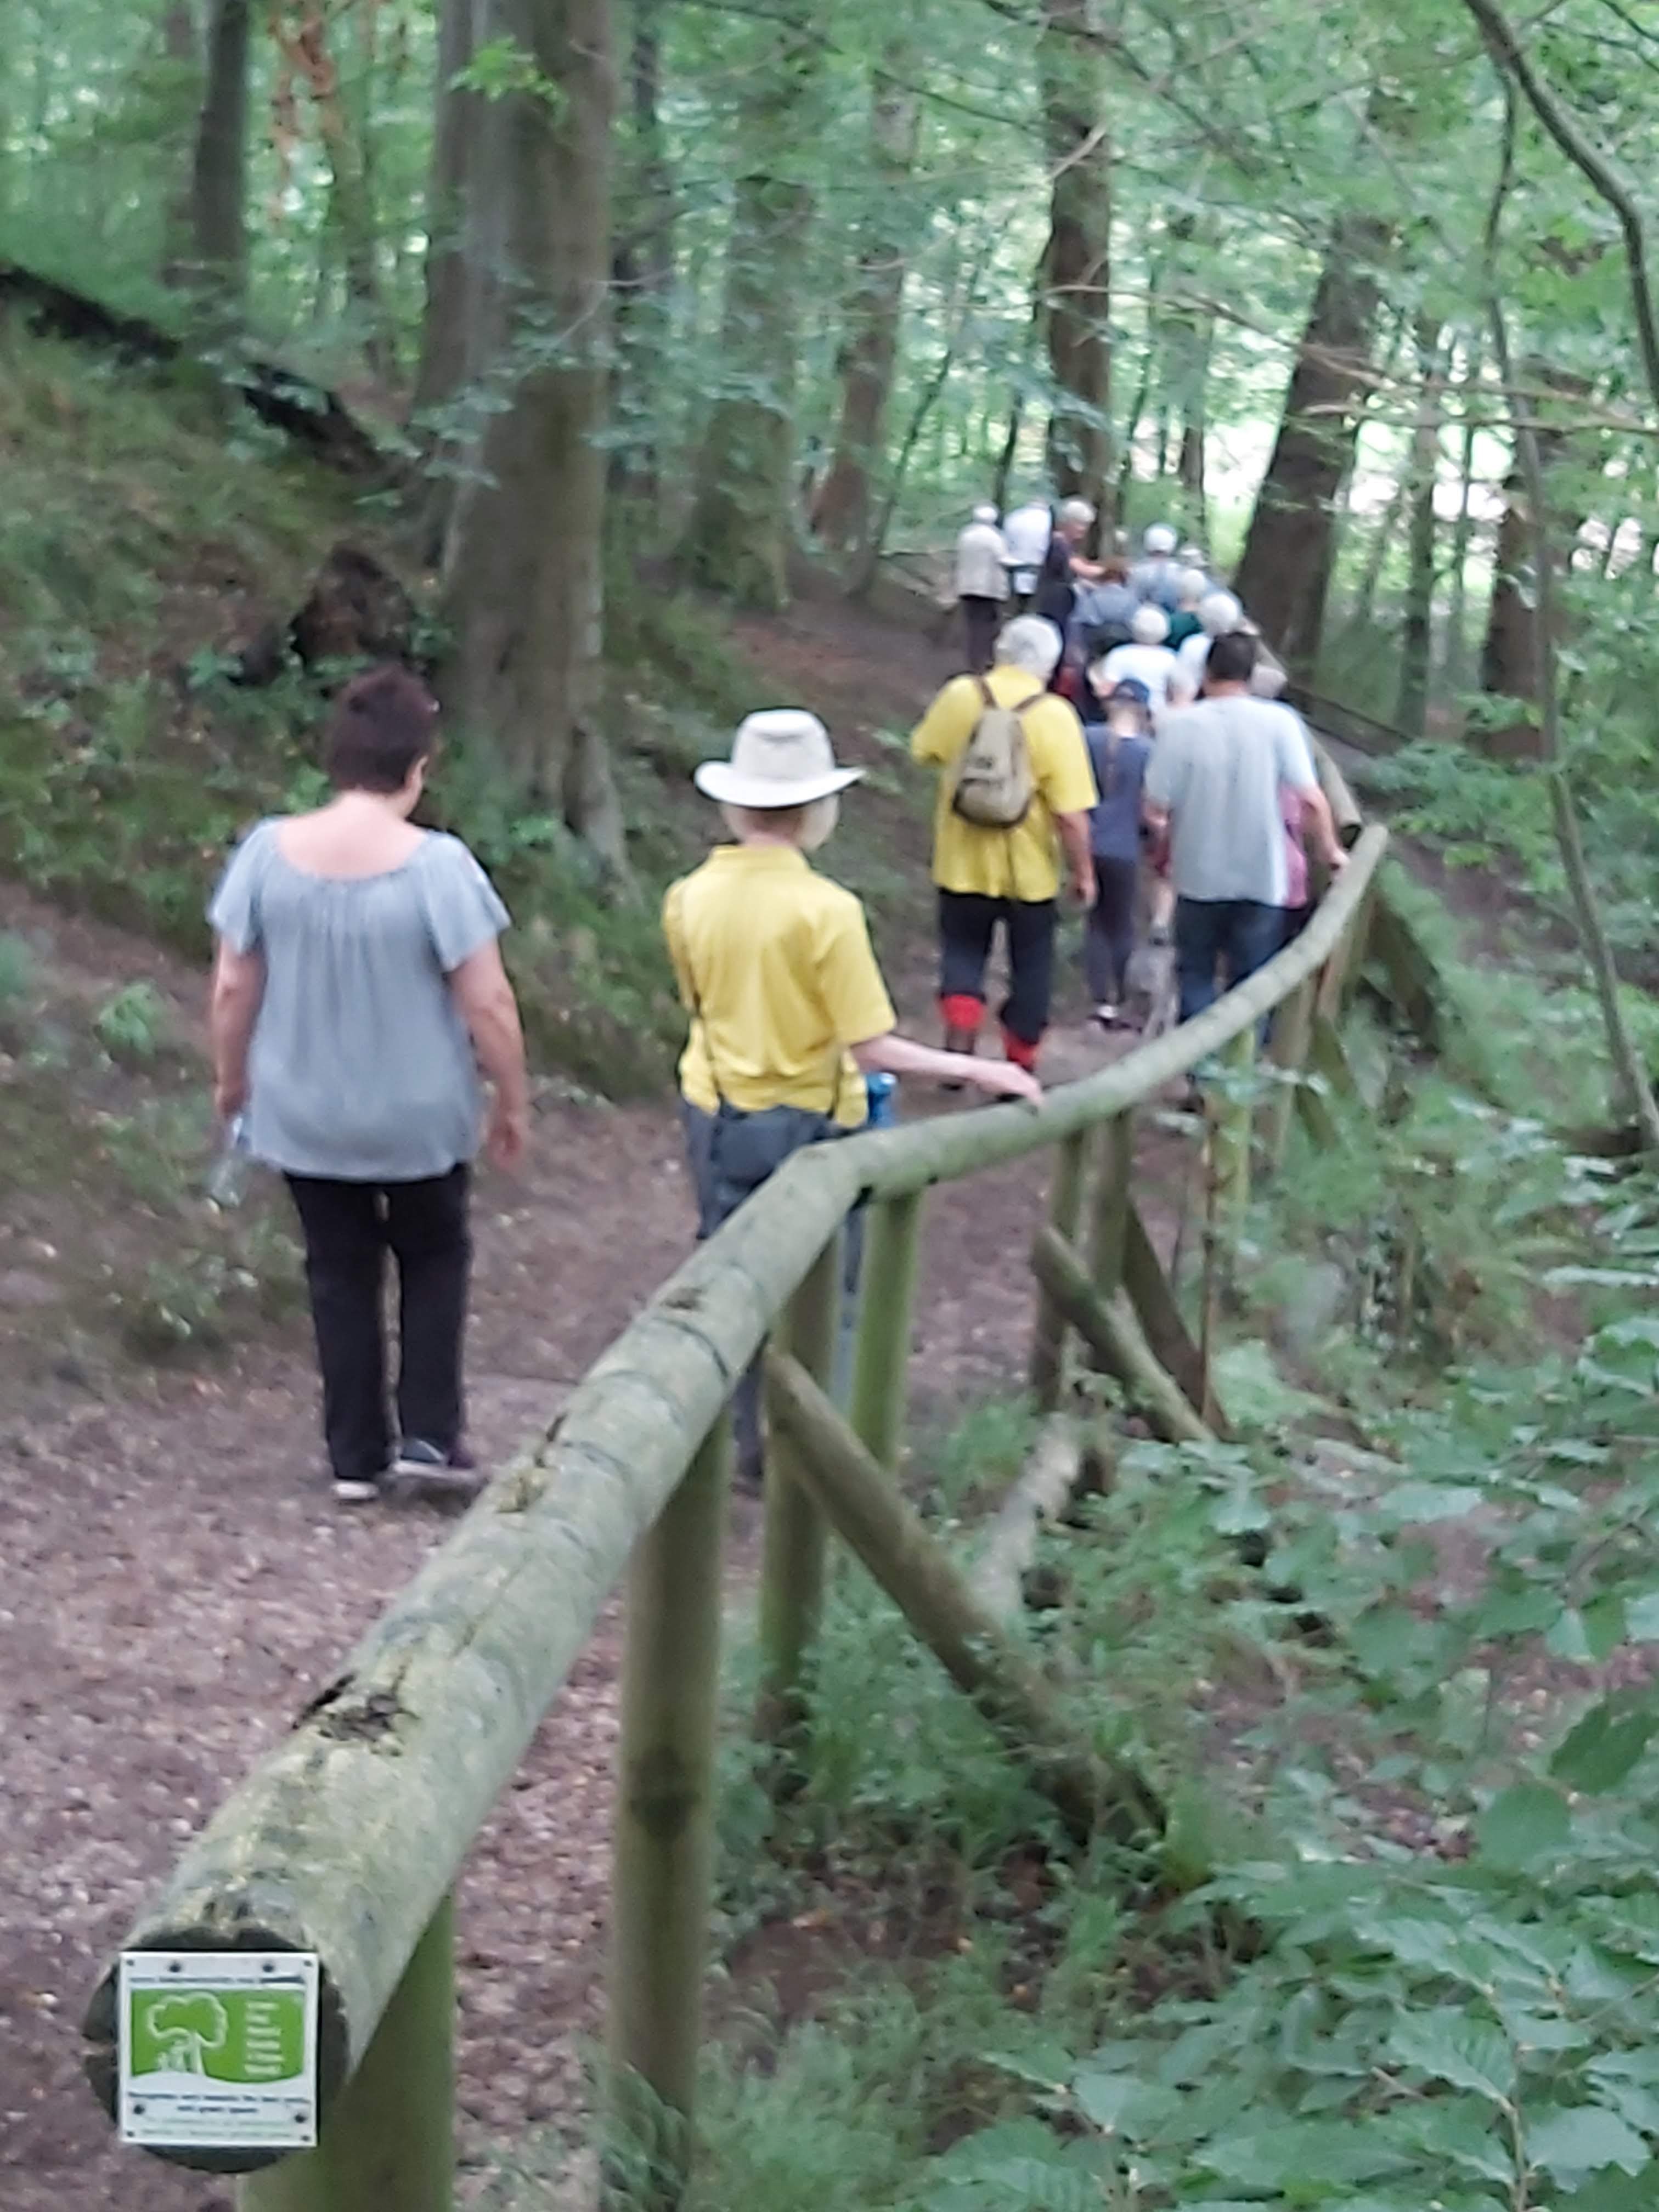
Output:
[757, 1240, 840, 1748]
[1363, 882, 1446, 1051]
[1121, 1204, 1216, 1429]
[1029, 1130, 1089, 1410]
[968, 1416, 1086, 1620]
[848, 1192, 923, 1466]
[764, 1351, 1165, 1849]
[83, 1147, 860, 2166]
[1310, 734, 1365, 847]
[1263, 974, 1317, 1167]
[240, 1895, 454, 2211]
[1085, 1112, 1133, 1299]
[606, 1423, 730, 2207]
[1031, 1227, 1214, 1448]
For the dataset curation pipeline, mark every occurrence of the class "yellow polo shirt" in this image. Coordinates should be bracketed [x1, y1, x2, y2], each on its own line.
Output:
[911, 667, 1097, 902]
[663, 845, 897, 1128]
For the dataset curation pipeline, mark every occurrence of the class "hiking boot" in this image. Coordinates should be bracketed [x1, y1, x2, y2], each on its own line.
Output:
[394, 1438, 479, 1481]
[334, 1474, 382, 1506]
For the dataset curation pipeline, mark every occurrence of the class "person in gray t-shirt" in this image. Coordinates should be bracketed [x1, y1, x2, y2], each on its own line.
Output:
[208, 665, 529, 1504]
[1143, 631, 1346, 1022]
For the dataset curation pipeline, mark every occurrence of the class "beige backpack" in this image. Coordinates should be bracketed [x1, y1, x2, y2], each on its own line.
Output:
[950, 678, 1042, 828]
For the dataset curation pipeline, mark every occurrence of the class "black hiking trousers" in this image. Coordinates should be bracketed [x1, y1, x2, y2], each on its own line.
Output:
[285, 1166, 471, 1483]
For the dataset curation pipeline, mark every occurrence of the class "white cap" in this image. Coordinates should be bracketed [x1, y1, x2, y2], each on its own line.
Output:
[1144, 523, 1178, 555]
[1131, 603, 1170, 644]
[694, 710, 864, 810]
[1199, 589, 1242, 636]
[1059, 498, 1096, 528]
[972, 503, 999, 523]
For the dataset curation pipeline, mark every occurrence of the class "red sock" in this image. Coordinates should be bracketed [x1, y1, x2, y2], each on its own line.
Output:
[940, 994, 984, 1036]
[1002, 1028, 1041, 1073]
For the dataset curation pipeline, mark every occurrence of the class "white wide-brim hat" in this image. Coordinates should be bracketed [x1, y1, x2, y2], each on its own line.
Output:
[693, 709, 865, 810]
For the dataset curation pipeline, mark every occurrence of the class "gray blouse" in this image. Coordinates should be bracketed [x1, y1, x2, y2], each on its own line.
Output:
[208, 822, 511, 1182]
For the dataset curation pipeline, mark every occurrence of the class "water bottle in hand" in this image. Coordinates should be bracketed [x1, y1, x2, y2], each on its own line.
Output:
[206, 1114, 249, 1209]
[865, 1072, 899, 1128]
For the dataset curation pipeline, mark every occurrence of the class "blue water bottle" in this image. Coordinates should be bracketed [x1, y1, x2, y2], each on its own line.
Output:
[865, 1071, 899, 1128]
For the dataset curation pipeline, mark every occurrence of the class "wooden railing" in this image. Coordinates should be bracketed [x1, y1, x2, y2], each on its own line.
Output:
[80, 823, 1390, 2211]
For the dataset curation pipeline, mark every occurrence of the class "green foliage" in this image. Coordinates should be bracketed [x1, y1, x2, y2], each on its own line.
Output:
[93, 979, 169, 1063]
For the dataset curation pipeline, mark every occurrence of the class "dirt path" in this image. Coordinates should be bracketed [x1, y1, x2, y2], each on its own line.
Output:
[0, 593, 1161, 2207]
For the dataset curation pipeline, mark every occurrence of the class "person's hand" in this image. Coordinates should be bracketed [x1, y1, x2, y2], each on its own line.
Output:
[1070, 870, 1097, 910]
[972, 1062, 1042, 1105]
[214, 1074, 247, 1123]
[487, 1096, 530, 1171]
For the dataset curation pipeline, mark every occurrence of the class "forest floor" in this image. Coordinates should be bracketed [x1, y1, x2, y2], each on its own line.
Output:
[0, 585, 1188, 2210]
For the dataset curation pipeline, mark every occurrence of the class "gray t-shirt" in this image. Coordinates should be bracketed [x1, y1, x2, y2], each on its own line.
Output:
[1144, 696, 1318, 907]
[209, 822, 511, 1181]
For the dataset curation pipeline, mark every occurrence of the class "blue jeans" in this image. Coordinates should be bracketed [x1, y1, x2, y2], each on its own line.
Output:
[1174, 898, 1286, 1023]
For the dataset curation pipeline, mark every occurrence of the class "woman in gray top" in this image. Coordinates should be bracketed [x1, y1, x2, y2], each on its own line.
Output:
[208, 665, 529, 1504]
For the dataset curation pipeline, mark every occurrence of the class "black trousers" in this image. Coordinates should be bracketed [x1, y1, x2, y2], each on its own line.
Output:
[285, 1166, 471, 1482]
[960, 595, 1003, 674]
[1084, 856, 1139, 1005]
[937, 889, 1058, 1049]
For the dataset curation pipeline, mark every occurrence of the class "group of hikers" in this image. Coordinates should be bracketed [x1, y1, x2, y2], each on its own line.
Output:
[207, 502, 1342, 1503]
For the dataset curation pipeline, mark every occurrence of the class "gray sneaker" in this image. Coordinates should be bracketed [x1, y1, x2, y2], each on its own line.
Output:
[394, 1439, 478, 1481]
[334, 1474, 382, 1505]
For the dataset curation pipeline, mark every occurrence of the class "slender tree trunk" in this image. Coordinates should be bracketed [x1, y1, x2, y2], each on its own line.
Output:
[438, 0, 622, 857]
[409, 0, 477, 558]
[159, 1, 200, 287]
[1444, 336, 1484, 687]
[1037, 0, 1113, 520]
[811, 56, 921, 560]
[681, 23, 816, 610]
[1347, 475, 1407, 637]
[610, 0, 676, 497]
[1396, 314, 1444, 736]
[189, 0, 252, 302]
[992, 391, 1024, 514]
[1479, 368, 1583, 759]
[1234, 212, 1391, 676]
[274, 6, 396, 380]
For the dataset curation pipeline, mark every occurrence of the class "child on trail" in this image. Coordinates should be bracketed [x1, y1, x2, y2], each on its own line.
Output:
[664, 709, 1039, 1491]
[1081, 681, 1153, 1030]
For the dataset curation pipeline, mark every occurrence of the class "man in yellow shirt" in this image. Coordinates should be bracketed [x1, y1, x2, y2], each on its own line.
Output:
[910, 616, 1098, 1074]
[665, 708, 1039, 1488]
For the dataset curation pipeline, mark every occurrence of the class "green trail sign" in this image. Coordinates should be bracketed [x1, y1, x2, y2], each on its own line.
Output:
[118, 1951, 320, 2151]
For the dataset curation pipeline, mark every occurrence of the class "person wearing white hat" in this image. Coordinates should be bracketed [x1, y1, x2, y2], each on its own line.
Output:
[955, 503, 1011, 674]
[1176, 587, 1243, 689]
[665, 709, 1040, 1489]
[910, 617, 1098, 1075]
[1001, 494, 1054, 607]
[1091, 602, 1181, 716]
[1130, 523, 1183, 613]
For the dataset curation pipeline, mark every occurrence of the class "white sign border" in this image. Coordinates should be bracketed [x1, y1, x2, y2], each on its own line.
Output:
[117, 1949, 321, 2152]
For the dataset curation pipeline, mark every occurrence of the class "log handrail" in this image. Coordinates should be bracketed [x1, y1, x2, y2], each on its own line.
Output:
[82, 825, 1390, 2202]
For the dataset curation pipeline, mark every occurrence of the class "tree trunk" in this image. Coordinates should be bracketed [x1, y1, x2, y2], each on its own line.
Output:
[1478, 367, 1583, 759]
[681, 24, 816, 610]
[159, 1, 200, 289]
[1037, 0, 1112, 519]
[437, 0, 622, 858]
[409, 0, 477, 558]
[1444, 336, 1484, 687]
[610, 0, 676, 498]
[189, 0, 251, 302]
[810, 57, 920, 560]
[1233, 213, 1390, 677]
[274, 5, 397, 381]
[1396, 314, 1444, 736]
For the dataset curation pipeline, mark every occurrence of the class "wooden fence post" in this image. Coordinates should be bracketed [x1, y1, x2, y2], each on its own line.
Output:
[240, 1895, 454, 2212]
[1029, 1131, 1089, 1410]
[605, 1420, 731, 2210]
[757, 1239, 840, 1746]
[1263, 975, 1317, 1169]
[1086, 1112, 1133, 1298]
[848, 1192, 923, 1469]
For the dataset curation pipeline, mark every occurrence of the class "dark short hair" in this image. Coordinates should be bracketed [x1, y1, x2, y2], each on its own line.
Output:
[1099, 557, 1130, 584]
[1206, 630, 1258, 686]
[325, 664, 438, 792]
